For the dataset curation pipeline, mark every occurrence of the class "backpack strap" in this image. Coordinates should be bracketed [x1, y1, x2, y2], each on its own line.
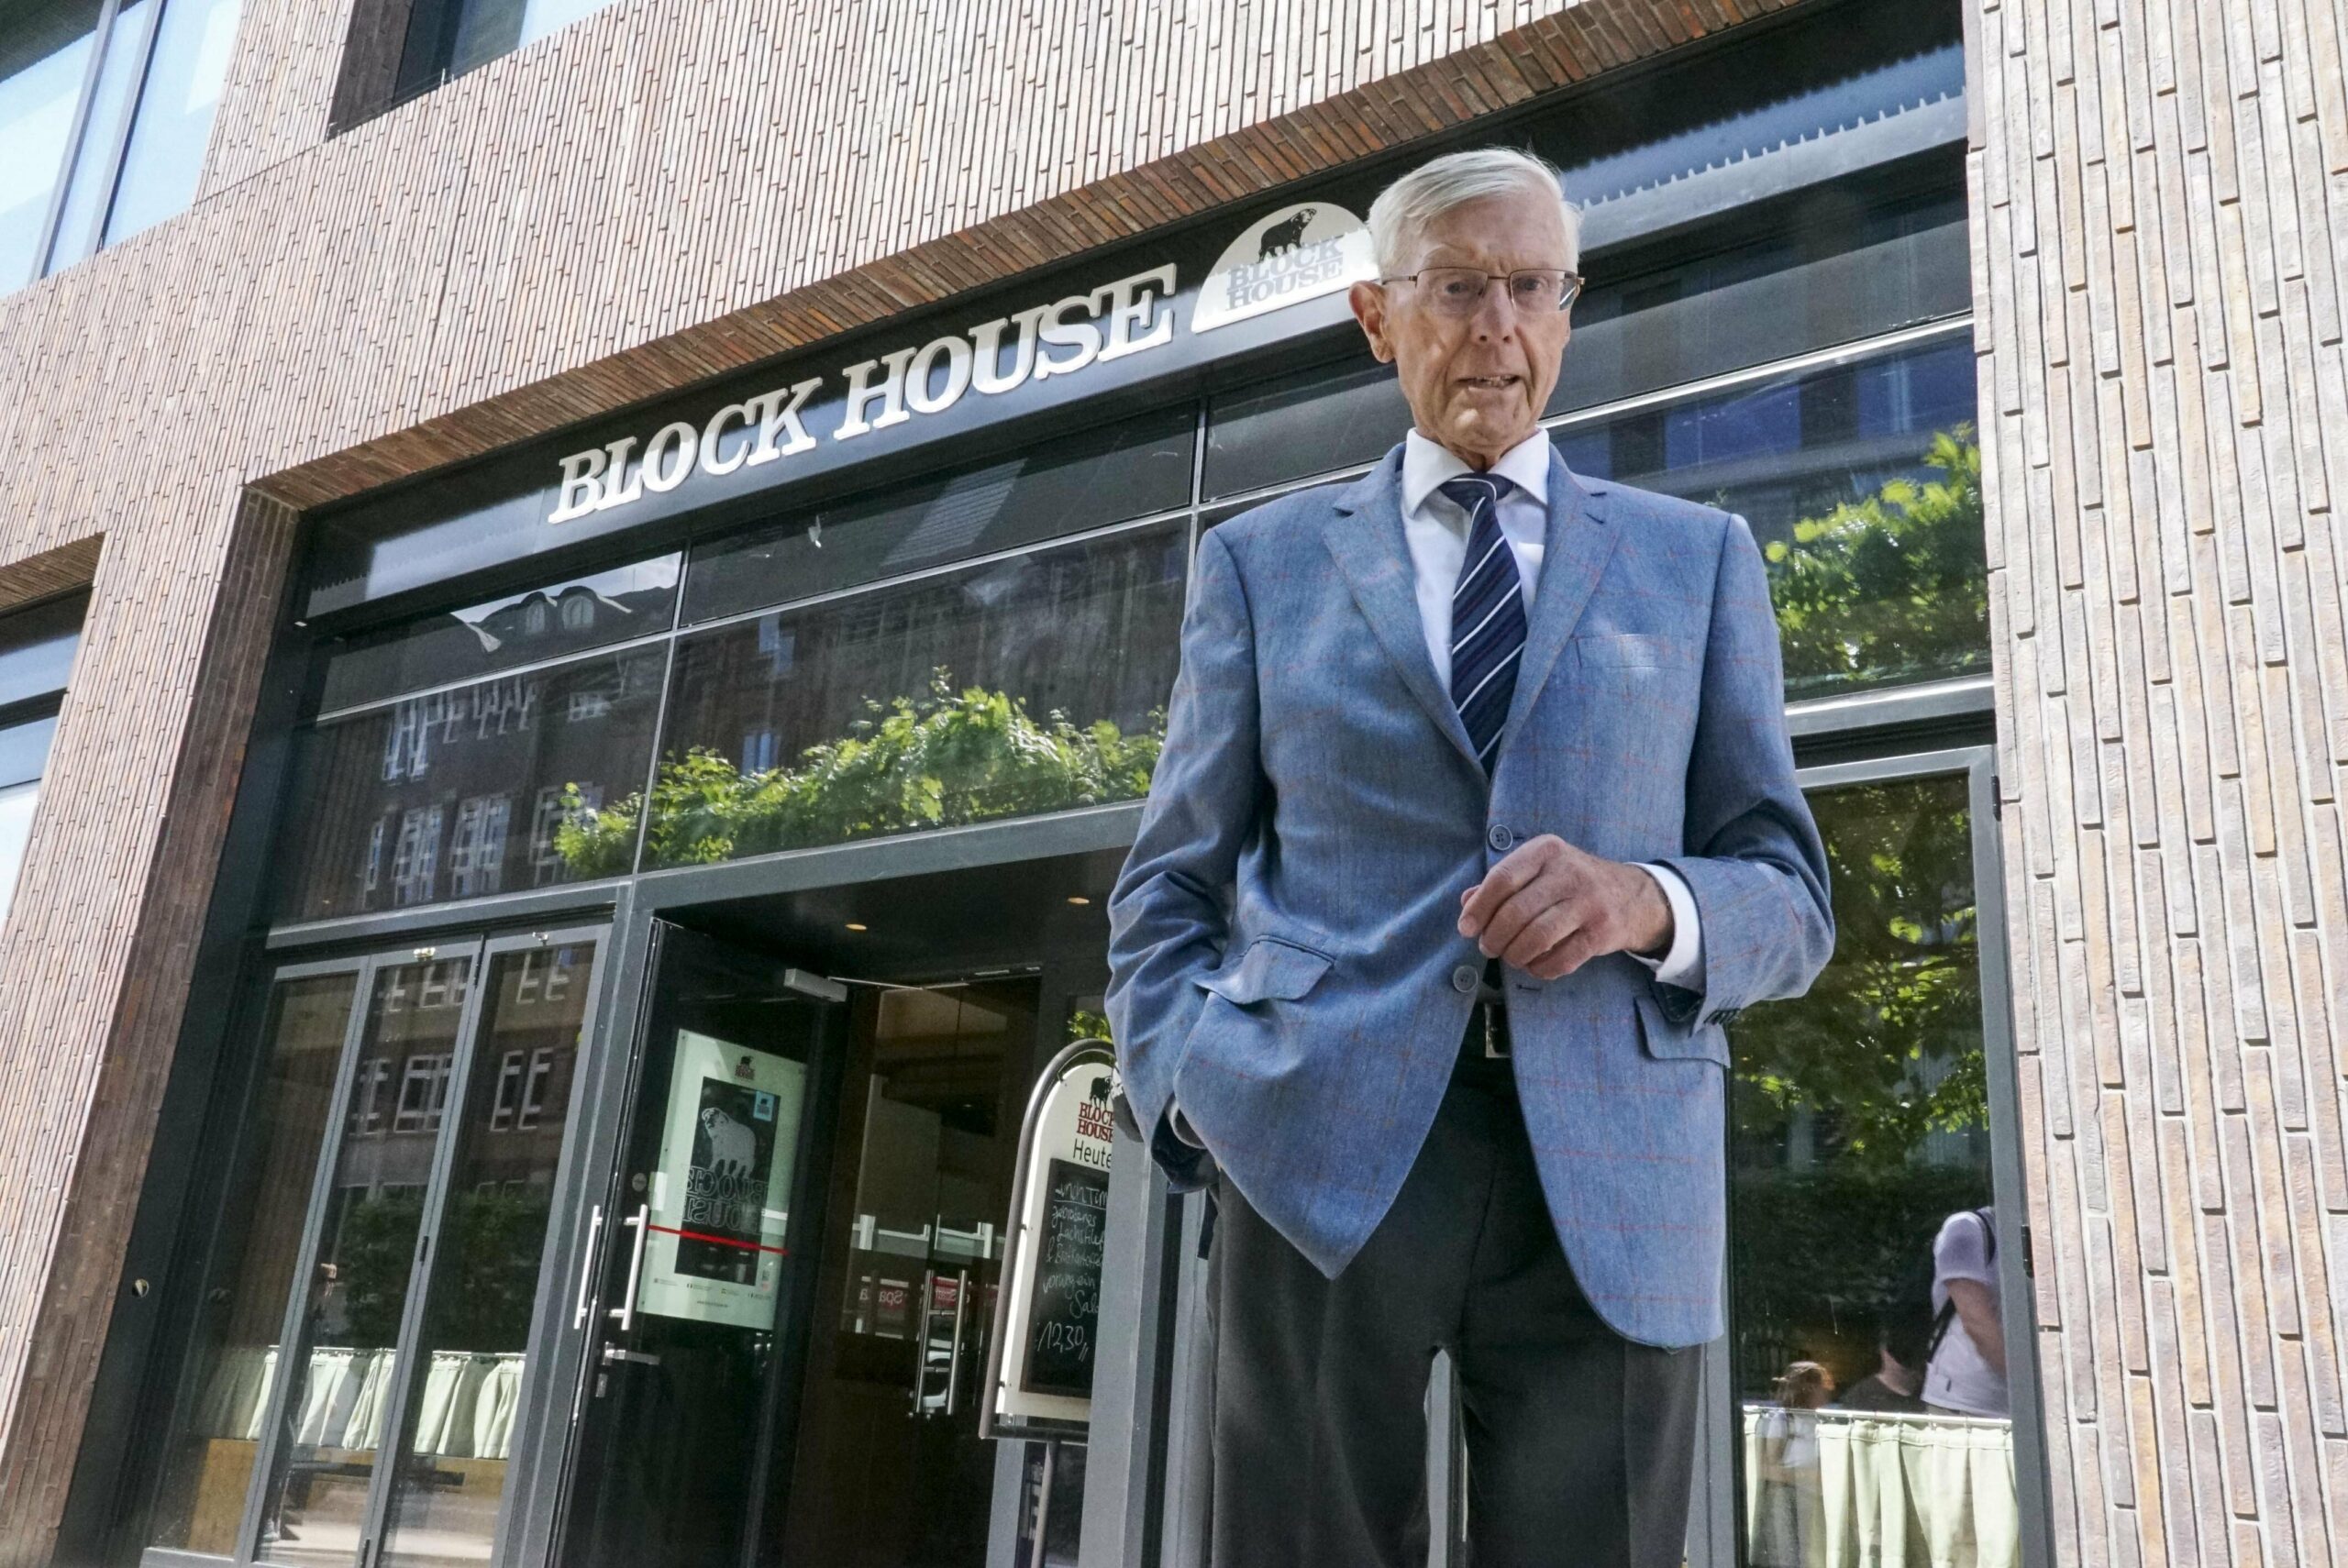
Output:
[1924, 1210, 1998, 1364]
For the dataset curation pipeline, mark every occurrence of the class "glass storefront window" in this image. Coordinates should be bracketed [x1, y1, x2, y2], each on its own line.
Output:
[1728, 773, 2017, 1567]
[317, 554, 682, 713]
[1201, 179, 1968, 502]
[255, 955, 477, 1568]
[276, 647, 666, 922]
[378, 943, 595, 1568]
[148, 970, 362, 1557]
[570, 521, 1185, 874]
[1551, 333, 1984, 701]
[1550, 38, 1964, 220]
[681, 404, 1195, 626]
[1553, 188, 1970, 423]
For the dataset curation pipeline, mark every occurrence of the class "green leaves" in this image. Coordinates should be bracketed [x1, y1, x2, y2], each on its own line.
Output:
[556, 671, 1165, 873]
[1731, 773, 1985, 1171]
[1762, 425, 1988, 700]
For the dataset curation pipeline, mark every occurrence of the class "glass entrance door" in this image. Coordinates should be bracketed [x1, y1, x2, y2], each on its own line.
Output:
[557, 922, 1040, 1568]
[777, 977, 1036, 1568]
[558, 922, 846, 1568]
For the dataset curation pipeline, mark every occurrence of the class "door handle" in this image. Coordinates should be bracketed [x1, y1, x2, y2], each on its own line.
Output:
[600, 1345, 662, 1367]
[913, 1271, 939, 1416]
[608, 1203, 649, 1331]
[944, 1266, 970, 1417]
[572, 1205, 605, 1329]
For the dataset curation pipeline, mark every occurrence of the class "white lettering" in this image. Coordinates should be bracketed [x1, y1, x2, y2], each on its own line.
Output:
[699, 402, 751, 476]
[904, 333, 973, 415]
[547, 265, 1187, 521]
[969, 304, 1051, 395]
[641, 421, 698, 492]
[1031, 294, 1102, 380]
[598, 436, 644, 510]
[835, 348, 917, 438]
[1095, 264, 1177, 362]
[744, 377, 822, 465]
[549, 448, 608, 523]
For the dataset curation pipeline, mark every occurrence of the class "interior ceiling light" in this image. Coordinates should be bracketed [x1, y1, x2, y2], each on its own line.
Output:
[1067, 896, 1091, 906]
[844, 922, 869, 932]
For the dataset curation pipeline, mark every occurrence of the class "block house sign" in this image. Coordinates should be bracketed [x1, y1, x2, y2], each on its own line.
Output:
[545, 202, 1377, 525]
[548, 263, 1181, 524]
[305, 201, 1379, 618]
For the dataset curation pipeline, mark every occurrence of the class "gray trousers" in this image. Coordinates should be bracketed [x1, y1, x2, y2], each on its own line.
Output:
[1203, 1027, 1703, 1568]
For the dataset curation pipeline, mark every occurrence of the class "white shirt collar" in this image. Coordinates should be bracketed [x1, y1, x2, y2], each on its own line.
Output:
[1400, 426, 1553, 521]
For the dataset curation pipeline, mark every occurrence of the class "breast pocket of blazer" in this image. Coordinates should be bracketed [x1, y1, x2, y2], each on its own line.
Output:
[1195, 936, 1335, 1007]
[1571, 631, 1680, 672]
[1634, 989, 1731, 1068]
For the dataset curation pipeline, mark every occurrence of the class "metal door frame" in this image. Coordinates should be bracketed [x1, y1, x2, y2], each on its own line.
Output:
[231, 936, 491, 1563]
[522, 897, 861, 1568]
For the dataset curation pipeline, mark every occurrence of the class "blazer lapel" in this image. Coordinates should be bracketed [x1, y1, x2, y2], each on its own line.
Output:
[1322, 450, 1485, 774]
[1499, 452, 1618, 751]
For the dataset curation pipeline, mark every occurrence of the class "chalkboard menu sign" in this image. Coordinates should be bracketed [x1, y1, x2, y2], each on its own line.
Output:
[1020, 1158, 1110, 1397]
[984, 1043, 1116, 1436]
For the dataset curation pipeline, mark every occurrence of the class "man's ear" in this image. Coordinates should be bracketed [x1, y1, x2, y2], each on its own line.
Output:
[1348, 280, 1394, 364]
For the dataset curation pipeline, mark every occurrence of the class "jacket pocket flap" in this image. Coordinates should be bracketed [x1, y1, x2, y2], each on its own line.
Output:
[1197, 937, 1333, 1005]
[1634, 989, 1731, 1066]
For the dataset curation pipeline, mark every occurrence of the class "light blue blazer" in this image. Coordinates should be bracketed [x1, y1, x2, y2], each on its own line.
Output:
[1105, 440, 1834, 1349]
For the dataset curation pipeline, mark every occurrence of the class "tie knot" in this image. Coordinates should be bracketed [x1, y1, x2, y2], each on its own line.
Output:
[1438, 473, 1516, 518]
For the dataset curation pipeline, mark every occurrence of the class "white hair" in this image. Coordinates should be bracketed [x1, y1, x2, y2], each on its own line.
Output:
[1366, 147, 1581, 277]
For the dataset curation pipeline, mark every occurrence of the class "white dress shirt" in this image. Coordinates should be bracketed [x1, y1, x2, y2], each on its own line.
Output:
[1401, 428, 1705, 991]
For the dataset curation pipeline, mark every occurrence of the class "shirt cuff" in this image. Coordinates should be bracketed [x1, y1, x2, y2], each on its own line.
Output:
[1627, 863, 1704, 991]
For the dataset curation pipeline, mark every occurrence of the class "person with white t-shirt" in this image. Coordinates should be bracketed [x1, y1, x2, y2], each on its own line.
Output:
[1922, 1205, 2009, 1417]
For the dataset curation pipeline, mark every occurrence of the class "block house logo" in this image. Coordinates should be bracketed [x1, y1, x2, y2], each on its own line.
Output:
[1189, 201, 1377, 334]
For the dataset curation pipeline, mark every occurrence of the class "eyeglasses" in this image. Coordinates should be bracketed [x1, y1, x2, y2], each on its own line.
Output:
[1379, 267, 1585, 316]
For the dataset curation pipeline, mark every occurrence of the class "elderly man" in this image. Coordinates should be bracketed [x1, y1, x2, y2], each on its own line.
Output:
[1106, 148, 1833, 1567]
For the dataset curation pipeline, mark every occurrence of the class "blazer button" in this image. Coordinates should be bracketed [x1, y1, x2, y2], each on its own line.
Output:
[1452, 965, 1479, 994]
[1487, 823, 1513, 852]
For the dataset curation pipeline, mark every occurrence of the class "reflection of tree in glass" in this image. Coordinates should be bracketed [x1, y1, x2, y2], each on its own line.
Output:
[431, 1187, 554, 1352]
[556, 673, 1162, 873]
[335, 1189, 425, 1346]
[1727, 774, 1991, 1395]
[1733, 774, 1982, 1168]
[1759, 427, 1987, 701]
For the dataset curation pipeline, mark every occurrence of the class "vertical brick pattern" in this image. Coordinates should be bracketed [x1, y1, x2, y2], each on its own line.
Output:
[1972, 0, 2348, 1562]
[0, 1, 1808, 1560]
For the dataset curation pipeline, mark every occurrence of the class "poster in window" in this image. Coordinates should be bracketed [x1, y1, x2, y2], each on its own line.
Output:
[637, 1030, 806, 1329]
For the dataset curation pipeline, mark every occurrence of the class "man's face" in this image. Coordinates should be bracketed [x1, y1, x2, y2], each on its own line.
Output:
[1348, 190, 1576, 468]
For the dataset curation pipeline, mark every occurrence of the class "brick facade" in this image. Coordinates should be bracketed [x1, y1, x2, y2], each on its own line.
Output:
[1972, 0, 2348, 1561]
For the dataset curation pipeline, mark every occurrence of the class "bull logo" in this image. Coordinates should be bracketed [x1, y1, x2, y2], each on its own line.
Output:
[699, 1106, 757, 1178]
[1088, 1075, 1113, 1108]
[1194, 203, 1375, 335]
[1257, 207, 1315, 260]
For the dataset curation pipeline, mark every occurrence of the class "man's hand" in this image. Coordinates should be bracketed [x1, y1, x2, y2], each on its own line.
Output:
[1456, 834, 1673, 980]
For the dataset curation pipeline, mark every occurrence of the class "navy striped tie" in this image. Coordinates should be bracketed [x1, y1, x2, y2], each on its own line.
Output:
[1441, 473, 1526, 773]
